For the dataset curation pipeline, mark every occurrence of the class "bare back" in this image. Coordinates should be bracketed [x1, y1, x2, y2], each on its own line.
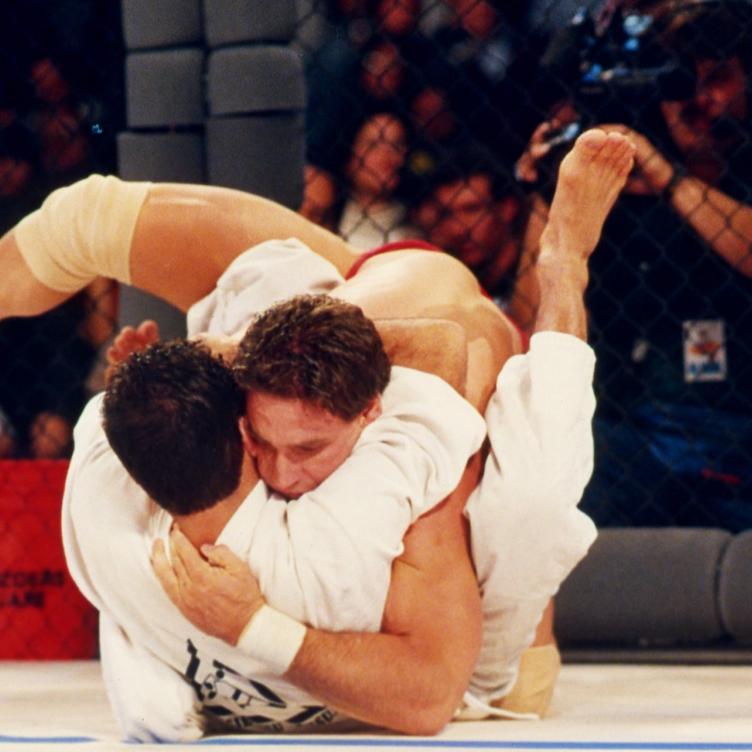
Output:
[335, 250, 521, 412]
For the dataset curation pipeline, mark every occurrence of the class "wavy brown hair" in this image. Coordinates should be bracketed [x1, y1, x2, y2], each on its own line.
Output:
[234, 294, 391, 421]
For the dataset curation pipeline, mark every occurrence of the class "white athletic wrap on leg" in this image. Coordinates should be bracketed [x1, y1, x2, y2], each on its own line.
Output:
[15, 174, 150, 292]
[236, 605, 307, 675]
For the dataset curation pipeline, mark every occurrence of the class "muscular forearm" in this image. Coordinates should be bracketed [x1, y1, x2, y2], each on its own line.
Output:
[156, 462, 483, 737]
[667, 174, 752, 277]
[286, 625, 464, 734]
[231, 555, 478, 735]
[282, 468, 482, 735]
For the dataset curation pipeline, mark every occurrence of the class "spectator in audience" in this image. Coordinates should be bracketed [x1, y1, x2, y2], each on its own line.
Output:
[409, 0, 543, 165]
[0, 278, 116, 458]
[27, 56, 91, 177]
[302, 110, 418, 249]
[359, 36, 409, 103]
[373, 0, 420, 36]
[303, 0, 420, 181]
[338, 110, 418, 248]
[510, 0, 752, 531]
[413, 150, 524, 301]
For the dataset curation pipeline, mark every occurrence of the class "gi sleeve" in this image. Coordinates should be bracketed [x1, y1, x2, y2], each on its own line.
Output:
[249, 366, 486, 632]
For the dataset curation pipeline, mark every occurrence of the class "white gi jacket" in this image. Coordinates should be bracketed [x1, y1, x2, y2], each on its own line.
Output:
[62, 239, 486, 738]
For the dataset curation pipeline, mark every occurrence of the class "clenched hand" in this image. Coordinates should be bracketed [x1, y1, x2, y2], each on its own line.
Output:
[151, 525, 265, 645]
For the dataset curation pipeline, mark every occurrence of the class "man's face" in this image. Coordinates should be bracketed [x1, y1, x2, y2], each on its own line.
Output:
[415, 175, 507, 270]
[346, 113, 407, 198]
[661, 56, 749, 155]
[242, 391, 380, 498]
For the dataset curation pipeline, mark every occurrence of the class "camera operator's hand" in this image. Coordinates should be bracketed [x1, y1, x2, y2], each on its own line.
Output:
[515, 121, 559, 184]
[599, 125, 674, 197]
[516, 101, 583, 185]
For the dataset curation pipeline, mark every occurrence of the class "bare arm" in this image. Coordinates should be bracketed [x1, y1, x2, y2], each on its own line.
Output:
[605, 125, 752, 277]
[666, 174, 752, 277]
[288, 461, 482, 733]
[153, 458, 483, 735]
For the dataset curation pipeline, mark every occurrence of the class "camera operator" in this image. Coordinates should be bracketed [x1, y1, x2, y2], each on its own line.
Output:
[510, 0, 752, 531]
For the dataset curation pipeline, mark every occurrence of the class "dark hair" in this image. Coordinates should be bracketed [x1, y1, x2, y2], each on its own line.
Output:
[647, 0, 752, 70]
[233, 294, 391, 421]
[408, 141, 517, 208]
[103, 339, 245, 516]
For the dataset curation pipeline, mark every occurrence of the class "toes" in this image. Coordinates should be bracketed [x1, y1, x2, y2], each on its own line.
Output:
[596, 131, 625, 164]
[609, 136, 636, 174]
[575, 128, 607, 155]
[588, 131, 634, 176]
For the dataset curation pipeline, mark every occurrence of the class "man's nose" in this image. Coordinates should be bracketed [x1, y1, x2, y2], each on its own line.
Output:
[271, 453, 303, 494]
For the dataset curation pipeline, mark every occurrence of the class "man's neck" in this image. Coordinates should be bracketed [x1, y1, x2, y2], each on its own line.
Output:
[172, 454, 259, 549]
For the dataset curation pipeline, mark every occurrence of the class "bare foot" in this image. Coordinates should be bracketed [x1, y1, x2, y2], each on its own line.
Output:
[540, 128, 635, 262]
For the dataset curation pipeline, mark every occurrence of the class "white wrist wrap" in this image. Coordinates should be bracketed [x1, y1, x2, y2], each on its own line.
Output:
[236, 605, 307, 675]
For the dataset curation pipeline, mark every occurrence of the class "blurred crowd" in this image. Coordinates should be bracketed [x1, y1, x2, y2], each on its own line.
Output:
[298, 0, 752, 531]
[296, 0, 565, 299]
[0, 0, 122, 459]
[3, 0, 752, 533]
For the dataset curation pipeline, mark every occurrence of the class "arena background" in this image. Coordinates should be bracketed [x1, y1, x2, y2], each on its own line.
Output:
[0, 0, 751, 684]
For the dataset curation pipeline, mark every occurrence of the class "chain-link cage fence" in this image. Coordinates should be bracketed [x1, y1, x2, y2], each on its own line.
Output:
[295, 0, 752, 534]
[0, 2, 123, 658]
[2, 0, 752, 658]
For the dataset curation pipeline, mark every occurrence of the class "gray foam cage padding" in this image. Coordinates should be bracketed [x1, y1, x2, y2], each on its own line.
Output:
[117, 132, 205, 182]
[203, 0, 297, 46]
[126, 49, 205, 128]
[206, 114, 304, 208]
[117, 287, 186, 341]
[555, 528, 731, 646]
[207, 46, 306, 116]
[121, 0, 202, 50]
[718, 531, 752, 643]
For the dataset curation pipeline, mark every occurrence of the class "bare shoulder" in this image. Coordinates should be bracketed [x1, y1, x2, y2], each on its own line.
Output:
[376, 318, 468, 397]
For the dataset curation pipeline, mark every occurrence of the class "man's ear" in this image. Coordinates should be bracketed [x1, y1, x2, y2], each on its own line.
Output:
[238, 417, 255, 456]
[362, 396, 383, 426]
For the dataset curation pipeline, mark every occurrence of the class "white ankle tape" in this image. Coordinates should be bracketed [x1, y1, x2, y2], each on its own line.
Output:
[236, 605, 307, 675]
